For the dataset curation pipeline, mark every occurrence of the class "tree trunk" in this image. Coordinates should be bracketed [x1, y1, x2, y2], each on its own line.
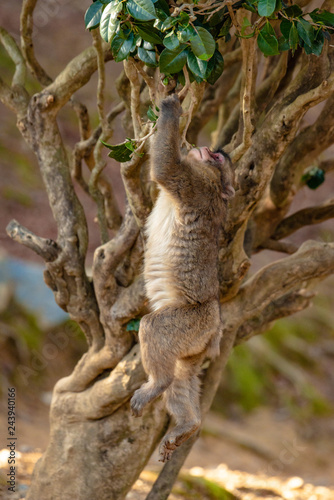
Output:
[27, 393, 166, 500]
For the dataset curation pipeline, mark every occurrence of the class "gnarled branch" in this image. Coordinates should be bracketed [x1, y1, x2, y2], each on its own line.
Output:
[273, 199, 334, 240]
[6, 220, 61, 262]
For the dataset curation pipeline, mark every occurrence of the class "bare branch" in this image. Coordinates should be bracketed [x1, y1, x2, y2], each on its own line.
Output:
[255, 52, 289, 117]
[231, 33, 257, 161]
[0, 76, 28, 117]
[258, 238, 298, 254]
[229, 54, 334, 237]
[0, 28, 29, 118]
[271, 93, 334, 208]
[121, 153, 151, 229]
[110, 275, 147, 324]
[73, 102, 124, 231]
[42, 46, 113, 113]
[187, 62, 240, 145]
[92, 31, 107, 129]
[20, 0, 52, 86]
[230, 240, 334, 326]
[70, 344, 146, 419]
[319, 158, 334, 173]
[55, 341, 134, 394]
[226, 0, 241, 30]
[181, 80, 206, 147]
[0, 27, 26, 87]
[71, 99, 91, 142]
[273, 199, 334, 240]
[178, 65, 191, 100]
[93, 205, 140, 342]
[213, 71, 242, 148]
[235, 289, 315, 345]
[89, 32, 110, 244]
[133, 59, 157, 103]
[124, 59, 143, 139]
[6, 219, 61, 262]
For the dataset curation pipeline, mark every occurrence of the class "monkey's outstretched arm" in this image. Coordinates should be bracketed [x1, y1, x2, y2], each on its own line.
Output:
[151, 95, 183, 185]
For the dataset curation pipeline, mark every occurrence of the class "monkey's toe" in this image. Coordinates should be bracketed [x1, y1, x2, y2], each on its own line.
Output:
[159, 438, 177, 462]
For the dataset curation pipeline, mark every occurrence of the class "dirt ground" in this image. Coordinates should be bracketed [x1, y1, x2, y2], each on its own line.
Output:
[0, 396, 333, 499]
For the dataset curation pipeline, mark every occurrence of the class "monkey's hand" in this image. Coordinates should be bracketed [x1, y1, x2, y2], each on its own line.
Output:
[160, 94, 182, 118]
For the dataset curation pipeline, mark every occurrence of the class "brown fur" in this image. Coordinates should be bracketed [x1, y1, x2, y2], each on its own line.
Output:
[130, 94, 235, 462]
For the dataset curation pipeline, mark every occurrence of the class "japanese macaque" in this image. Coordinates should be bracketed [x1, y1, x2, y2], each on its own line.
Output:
[130, 94, 235, 462]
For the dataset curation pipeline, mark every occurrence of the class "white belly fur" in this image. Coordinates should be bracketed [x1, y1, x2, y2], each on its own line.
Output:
[144, 189, 178, 310]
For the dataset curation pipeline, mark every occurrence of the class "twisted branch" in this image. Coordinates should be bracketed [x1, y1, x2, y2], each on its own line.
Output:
[272, 199, 334, 240]
[6, 220, 61, 262]
[20, 0, 52, 85]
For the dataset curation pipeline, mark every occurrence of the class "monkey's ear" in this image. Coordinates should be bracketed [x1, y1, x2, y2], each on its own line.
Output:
[221, 184, 235, 199]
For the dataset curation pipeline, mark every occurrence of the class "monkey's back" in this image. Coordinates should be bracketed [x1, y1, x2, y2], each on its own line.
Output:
[144, 188, 222, 311]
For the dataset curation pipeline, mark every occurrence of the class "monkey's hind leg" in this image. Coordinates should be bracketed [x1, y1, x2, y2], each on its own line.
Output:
[159, 357, 203, 462]
[130, 314, 176, 417]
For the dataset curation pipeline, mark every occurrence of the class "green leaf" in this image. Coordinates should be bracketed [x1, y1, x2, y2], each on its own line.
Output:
[161, 16, 178, 31]
[278, 36, 289, 52]
[239, 17, 255, 39]
[310, 10, 334, 28]
[101, 141, 133, 162]
[205, 49, 224, 84]
[208, 7, 227, 27]
[257, 21, 279, 56]
[304, 28, 325, 56]
[280, 18, 292, 40]
[159, 44, 188, 74]
[190, 27, 216, 60]
[125, 140, 136, 151]
[179, 12, 190, 25]
[127, 0, 156, 21]
[136, 24, 162, 44]
[258, 0, 276, 18]
[111, 32, 135, 62]
[154, 0, 170, 16]
[85, 1, 104, 30]
[177, 71, 185, 86]
[297, 18, 314, 47]
[147, 106, 158, 122]
[177, 25, 195, 43]
[137, 47, 158, 66]
[99, 1, 122, 43]
[163, 32, 180, 50]
[289, 23, 299, 55]
[187, 68, 203, 84]
[142, 40, 155, 50]
[187, 51, 207, 79]
[219, 17, 232, 37]
[301, 167, 325, 189]
[126, 318, 141, 332]
[284, 5, 303, 17]
[242, 1, 257, 14]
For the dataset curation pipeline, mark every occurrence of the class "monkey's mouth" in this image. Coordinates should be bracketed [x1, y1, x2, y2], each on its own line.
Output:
[208, 150, 224, 163]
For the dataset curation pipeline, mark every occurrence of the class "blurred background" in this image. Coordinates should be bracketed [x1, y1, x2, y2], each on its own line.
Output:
[0, 2, 334, 499]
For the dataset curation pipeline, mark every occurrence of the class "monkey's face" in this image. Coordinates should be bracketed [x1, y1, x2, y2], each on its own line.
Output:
[187, 147, 225, 164]
[186, 147, 235, 199]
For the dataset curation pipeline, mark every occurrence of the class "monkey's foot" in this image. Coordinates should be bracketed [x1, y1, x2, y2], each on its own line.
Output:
[130, 389, 146, 417]
[158, 438, 178, 463]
